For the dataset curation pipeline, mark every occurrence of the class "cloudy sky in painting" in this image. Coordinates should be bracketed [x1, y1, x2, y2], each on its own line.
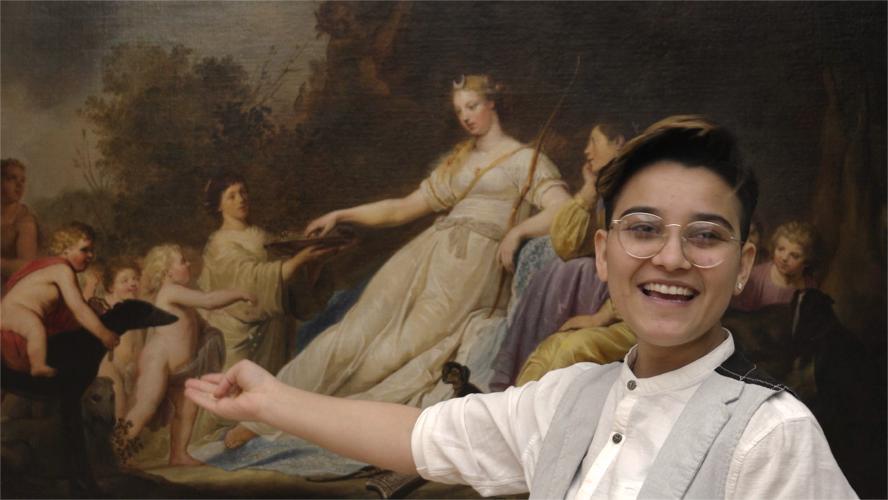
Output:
[2, 1, 326, 202]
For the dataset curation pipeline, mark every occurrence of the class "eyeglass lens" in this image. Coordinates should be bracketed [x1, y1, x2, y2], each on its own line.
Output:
[614, 213, 737, 268]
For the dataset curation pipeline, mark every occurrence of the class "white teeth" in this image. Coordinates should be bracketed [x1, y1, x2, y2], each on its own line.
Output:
[643, 283, 695, 297]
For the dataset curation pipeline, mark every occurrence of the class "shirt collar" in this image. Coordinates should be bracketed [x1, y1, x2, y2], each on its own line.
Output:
[619, 329, 735, 395]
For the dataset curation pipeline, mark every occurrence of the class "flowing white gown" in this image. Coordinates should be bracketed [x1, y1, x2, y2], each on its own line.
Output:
[247, 144, 565, 437]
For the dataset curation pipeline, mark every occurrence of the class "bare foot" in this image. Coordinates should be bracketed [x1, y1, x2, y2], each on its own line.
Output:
[224, 425, 257, 449]
[169, 453, 203, 466]
[30, 365, 57, 377]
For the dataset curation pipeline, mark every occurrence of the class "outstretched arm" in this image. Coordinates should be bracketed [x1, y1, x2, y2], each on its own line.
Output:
[186, 360, 420, 473]
[305, 189, 433, 237]
[163, 283, 254, 311]
[498, 185, 572, 272]
[281, 244, 340, 283]
[55, 266, 119, 349]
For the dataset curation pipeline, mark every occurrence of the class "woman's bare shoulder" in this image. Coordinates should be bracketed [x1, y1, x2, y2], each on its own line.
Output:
[15, 204, 37, 226]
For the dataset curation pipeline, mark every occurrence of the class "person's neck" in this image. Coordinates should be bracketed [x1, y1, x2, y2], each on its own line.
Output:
[473, 121, 509, 153]
[221, 216, 249, 231]
[631, 327, 727, 378]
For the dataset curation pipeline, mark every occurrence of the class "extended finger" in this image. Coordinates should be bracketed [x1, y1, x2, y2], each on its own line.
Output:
[212, 370, 243, 399]
[201, 372, 226, 384]
[185, 387, 219, 411]
[186, 377, 222, 394]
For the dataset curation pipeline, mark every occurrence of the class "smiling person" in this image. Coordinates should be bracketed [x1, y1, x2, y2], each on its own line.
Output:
[730, 220, 817, 312]
[92, 258, 145, 419]
[187, 115, 855, 498]
[220, 73, 571, 448]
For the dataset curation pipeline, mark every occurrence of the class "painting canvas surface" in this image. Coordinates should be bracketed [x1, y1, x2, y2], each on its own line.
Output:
[1, 2, 885, 498]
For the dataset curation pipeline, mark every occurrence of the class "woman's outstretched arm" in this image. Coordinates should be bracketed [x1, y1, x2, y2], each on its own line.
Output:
[185, 360, 421, 473]
[305, 189, 433, 237]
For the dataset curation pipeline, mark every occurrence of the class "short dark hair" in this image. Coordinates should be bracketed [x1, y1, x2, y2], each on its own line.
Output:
[596, 115, 758, 240]
[203, 172, 247, 217]
[594, 119, 635, 144]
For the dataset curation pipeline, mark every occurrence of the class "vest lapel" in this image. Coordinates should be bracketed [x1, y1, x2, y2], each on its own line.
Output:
[530, 364, 621, 499]
[637, 374, 743, 499]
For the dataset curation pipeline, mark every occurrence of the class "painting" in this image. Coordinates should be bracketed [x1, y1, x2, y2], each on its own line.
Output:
[2, 2, 885, 498]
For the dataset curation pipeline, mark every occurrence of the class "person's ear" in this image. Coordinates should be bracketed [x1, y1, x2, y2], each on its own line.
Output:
[734, 241, 757, 296]
[594, 229, 609, 282]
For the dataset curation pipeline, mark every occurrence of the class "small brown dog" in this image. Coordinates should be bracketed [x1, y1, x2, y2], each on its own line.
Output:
[441, 362, 482, 398]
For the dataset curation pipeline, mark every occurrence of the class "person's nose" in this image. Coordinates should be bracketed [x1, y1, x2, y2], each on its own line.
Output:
[650, 226, 692, 271]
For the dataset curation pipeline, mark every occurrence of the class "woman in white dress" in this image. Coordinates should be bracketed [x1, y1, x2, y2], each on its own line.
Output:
[226, 74, 572, 446]
[198, 174, 335, 374]
[192, 174, 338, 440]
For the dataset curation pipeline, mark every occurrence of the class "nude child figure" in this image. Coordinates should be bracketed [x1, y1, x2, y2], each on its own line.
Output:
[116, 244, 254, 466]
[1, 222, 118, 377]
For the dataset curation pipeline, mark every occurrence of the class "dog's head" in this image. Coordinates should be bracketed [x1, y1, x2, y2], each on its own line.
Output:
[102, 300, 178, 334]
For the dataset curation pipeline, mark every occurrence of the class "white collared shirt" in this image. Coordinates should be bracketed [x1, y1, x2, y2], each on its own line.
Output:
[412, 333, 857, 499]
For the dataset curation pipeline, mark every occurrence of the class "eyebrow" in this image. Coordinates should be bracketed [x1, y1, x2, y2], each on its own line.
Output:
[617, 206, 661, 219]
[617, 206, 737, 232]
[691, 212, 736, 232]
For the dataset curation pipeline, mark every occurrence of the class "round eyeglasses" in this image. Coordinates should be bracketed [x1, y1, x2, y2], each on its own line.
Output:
[610, 212, 741, 269]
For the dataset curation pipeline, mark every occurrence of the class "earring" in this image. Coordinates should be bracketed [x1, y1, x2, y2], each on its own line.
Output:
[736, 282, 743, 290]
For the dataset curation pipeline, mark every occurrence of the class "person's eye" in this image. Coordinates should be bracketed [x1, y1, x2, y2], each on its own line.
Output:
[626, 222, 661, 238]
[686, 225, 730, 247]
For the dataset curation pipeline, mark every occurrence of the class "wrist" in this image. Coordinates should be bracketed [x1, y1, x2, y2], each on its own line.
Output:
[575, 188, 597, 211]
[509, 225, 528, 242]
[331, 209, 346, 225]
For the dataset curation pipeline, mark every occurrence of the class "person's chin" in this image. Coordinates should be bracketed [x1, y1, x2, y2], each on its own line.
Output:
[635, 321, 696, 348]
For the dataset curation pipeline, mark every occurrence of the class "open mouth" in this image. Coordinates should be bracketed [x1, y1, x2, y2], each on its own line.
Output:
[640, 282, 698, 302]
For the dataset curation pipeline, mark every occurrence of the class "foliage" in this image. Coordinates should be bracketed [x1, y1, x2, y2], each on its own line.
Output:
[81, 43, 275, 252]
[32, 188, 116, 250]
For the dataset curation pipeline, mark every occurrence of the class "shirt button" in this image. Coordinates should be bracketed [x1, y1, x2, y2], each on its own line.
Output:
[612, 433, 623, 444]
[627, 380, 637, 390]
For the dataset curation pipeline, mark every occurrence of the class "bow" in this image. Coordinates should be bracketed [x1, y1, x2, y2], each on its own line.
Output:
[488, 55, 582, 317]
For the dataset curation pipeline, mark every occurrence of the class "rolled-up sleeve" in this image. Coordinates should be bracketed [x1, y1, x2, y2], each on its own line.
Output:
[411, 364, 592, 496]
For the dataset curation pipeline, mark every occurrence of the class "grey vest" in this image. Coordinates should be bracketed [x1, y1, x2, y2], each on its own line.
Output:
[530, 351, 790, 499]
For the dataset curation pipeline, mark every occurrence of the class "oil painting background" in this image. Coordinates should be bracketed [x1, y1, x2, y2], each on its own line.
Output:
[2, 1, 885, 498]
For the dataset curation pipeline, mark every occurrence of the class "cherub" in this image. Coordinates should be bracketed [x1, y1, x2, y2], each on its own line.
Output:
[1, 222, 118, 377]
[92, 258, 144, 419]
[116, 244, 253, 466]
